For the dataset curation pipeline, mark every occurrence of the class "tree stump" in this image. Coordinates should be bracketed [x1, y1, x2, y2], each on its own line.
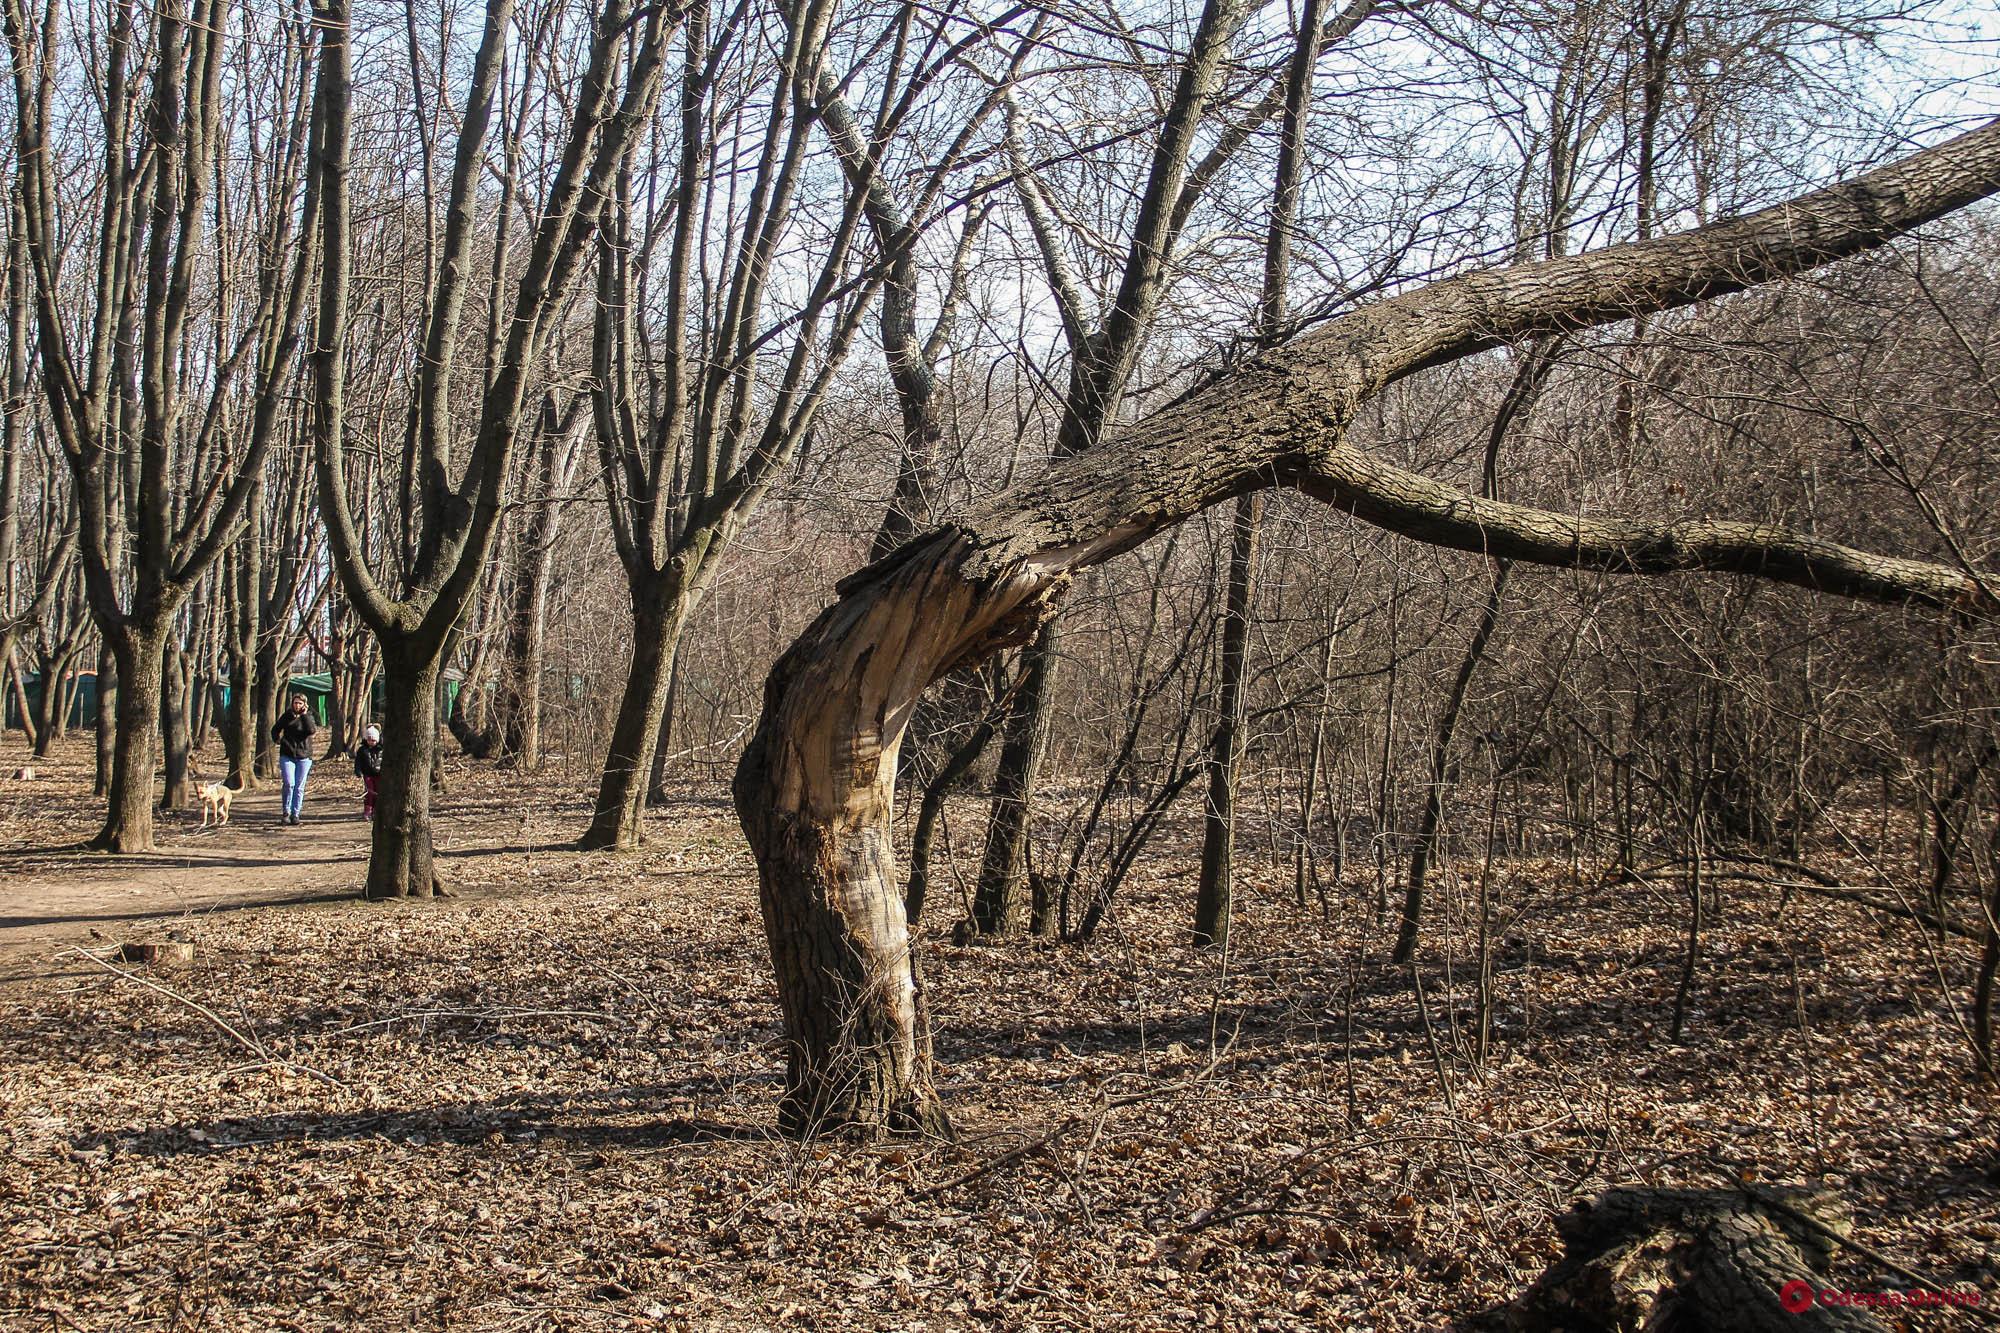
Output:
[1472, 1187, 1886, 1332]
[118, 941, 195, 966]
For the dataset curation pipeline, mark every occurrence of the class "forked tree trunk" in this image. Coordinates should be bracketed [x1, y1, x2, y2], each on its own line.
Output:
[30, 649, 71, 756]
[580, 581, 688, 850]
[365, 650, 444, 900]
[97, 625, 167, 852]
[737, 119, 2000, 1134]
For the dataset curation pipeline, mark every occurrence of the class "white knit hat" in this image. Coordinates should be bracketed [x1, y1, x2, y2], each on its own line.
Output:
[364, 724, 381, 743]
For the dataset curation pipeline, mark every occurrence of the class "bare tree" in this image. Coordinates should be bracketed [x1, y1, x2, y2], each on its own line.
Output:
[1191, 0, 1328, 947]
[1, 0, 317, 847]
[309, 0, 679, 897]
[735, 120, 2000, 1135]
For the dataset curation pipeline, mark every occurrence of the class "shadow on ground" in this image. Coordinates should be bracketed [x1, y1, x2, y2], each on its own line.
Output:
[71, 1079, 781, 1158]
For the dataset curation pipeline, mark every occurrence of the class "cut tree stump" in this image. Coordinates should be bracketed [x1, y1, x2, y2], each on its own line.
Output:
[1470, 1186, 1887, 1332]
[117, 941, 195, 966]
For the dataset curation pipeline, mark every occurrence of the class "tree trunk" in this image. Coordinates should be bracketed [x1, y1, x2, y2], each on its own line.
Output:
[1474, 1187, 1885, 1332]
[500, 558, 553, 770]
[447, 647, 499, 759]
[1392, 562, 1511, 965]
[580, 582, 686, 850]
[735, 534, 1002, 1135]
[645, 649, 682, 807]
[31, 650, 69, 756]
[4, 642, 36, 750]
[158, 640, 191, 810]
[365, 649, 444, 900]
[970, 619, 1057, 935]
[96, 625, 166, 852]
[94, 643, 117, 797]
[906, 712, 998, 926]
[325, 628, 351, 758]
[498, 399, 577, 772]
[253, 640, 281, 780]
[222, 643, 258, 788]
[189, 667, 212, 752]
[1193, 491, 1262, 946]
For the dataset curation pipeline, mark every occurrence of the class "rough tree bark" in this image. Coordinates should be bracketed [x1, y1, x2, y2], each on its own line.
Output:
[735, 117, 2000, 1135]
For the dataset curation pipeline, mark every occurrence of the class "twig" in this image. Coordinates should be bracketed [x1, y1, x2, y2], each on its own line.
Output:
[323, 1007, 624, 1036]
[910, 1043, 1239, 1201]
[59, 946, 342, 1088]
[1615, 871, 1983, 941]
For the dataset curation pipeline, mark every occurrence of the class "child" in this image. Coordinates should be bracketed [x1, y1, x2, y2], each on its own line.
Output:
[354, 724, 384, 818]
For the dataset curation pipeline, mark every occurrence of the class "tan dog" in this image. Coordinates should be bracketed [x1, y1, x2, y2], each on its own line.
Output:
[198, 780, 236, 828]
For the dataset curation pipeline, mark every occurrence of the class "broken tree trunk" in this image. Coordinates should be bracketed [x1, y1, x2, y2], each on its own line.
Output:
[734, 117, 2000, 1136]
[1472, 1187, 1885, 1332]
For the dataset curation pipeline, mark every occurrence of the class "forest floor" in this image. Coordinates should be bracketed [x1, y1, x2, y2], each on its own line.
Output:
[1, 736, 1996, 1332]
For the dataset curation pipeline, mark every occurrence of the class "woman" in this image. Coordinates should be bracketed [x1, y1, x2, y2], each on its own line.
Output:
[271, 693, 318, 825]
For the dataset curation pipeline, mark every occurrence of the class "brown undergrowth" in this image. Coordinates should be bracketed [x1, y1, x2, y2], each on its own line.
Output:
[1, 740, 1995, 1330]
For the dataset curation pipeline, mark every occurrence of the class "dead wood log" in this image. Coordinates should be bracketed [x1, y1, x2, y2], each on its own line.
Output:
[1472, 1187, 1886, 1332]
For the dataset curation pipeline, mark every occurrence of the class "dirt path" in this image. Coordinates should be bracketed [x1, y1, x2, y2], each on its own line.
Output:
[0, 778, 379, 960]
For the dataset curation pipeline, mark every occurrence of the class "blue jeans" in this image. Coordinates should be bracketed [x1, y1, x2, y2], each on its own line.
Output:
[280, 755, 313, 818]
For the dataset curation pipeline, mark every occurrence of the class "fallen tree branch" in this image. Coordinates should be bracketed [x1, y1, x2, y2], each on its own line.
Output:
[60, 946, 342, 1088]
[1606, 871, 1984, 941]
[909, 1042, 1239, 1201]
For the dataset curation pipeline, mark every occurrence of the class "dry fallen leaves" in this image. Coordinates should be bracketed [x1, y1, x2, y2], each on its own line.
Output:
[0, 743, 1995, 1330]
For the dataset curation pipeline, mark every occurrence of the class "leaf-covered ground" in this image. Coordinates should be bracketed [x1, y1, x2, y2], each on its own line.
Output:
[2, 741, 1996, 1330]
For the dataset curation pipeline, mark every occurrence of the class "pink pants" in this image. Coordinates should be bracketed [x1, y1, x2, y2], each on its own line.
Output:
[362, 776, 378, 816]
